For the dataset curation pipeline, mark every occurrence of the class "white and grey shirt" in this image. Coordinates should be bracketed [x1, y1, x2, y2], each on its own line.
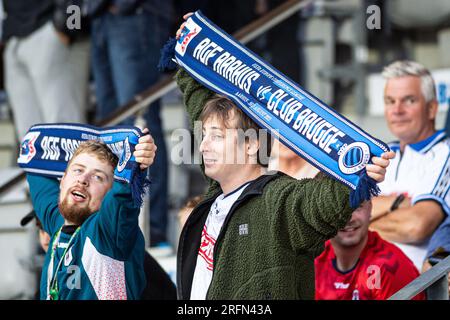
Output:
[378, 130, 450, 269]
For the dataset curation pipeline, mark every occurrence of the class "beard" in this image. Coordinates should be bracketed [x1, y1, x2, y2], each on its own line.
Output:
[58, 195, 92, 226]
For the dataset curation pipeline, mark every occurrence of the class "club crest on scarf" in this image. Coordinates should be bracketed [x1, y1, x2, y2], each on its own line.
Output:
[338, 142, 371, 175]
[18, 131, 40, 164]
[176, 19, 202, 56]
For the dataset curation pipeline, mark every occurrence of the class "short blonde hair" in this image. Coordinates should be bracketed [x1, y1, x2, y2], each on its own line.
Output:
[67, 140, 118, 170]
[382, 60, 436, 103]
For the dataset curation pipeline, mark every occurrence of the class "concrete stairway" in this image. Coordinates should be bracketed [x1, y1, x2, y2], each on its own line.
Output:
[0, 167, 36, 299]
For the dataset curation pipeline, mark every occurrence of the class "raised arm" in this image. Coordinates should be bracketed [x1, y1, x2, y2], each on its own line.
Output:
[175, 68, 215, 128]
[94, 131, 156, 259]
[265, 173, 353, 253]
[265, 151, 393, 253]
[94, 182, 142, 259]
[26, 174, 64, 236]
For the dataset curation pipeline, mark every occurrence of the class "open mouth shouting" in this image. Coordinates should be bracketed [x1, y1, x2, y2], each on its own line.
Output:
[70, 188, 88, 203]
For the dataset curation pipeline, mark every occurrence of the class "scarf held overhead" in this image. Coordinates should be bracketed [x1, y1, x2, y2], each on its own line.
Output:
[161, 11, 390, 207]
[18, 123, 149, 207]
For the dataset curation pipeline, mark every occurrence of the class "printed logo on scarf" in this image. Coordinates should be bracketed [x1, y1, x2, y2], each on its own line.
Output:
[176, 19, 202, 56]
[18, 131, 40, 164]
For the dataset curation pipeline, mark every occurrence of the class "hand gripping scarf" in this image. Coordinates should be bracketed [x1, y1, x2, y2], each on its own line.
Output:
[17, 123, 150, 207]
[159, 11, 390, 208]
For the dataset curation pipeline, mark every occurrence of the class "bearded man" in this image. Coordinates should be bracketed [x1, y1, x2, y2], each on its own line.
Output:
[26, 130, 156, 300]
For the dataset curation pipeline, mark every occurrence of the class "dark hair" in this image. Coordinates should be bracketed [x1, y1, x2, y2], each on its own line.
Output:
[200, 95, 272, 167]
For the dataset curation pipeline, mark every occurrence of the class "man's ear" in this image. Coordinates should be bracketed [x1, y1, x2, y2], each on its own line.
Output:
[247, 137, 260, 157]
[428, 99, 439, 121]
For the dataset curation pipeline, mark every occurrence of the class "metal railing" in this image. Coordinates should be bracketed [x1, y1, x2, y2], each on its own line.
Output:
[0, 0, 312, 197]
[389, 255, 450, 300]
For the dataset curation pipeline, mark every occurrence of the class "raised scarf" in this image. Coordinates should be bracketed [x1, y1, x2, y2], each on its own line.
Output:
[160, 11, 389, 207]
[18, 123, 149, 207]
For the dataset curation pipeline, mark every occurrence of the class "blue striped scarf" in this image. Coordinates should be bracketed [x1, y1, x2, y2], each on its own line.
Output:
[159, 11, 389, 207]
[18, 123, 149, 207]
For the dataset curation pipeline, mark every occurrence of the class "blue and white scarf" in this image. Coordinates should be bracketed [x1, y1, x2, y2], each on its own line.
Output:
[18, 123, 149, 207]
[159, 11, 390, 207]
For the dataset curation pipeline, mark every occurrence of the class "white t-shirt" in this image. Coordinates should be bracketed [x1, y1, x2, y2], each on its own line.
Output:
[377, 130, 450, 269]
[190, 182, 250, 300]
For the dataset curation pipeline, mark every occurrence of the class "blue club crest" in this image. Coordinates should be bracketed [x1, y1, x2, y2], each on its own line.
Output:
[338, 142, 371, 175]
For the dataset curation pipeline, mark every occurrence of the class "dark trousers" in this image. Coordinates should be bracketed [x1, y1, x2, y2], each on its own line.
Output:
[91, 10, 169, 244]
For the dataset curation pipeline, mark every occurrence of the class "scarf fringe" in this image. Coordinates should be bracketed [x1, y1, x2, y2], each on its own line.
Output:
[130, 162, 151, 208]
[350, 170, 380, 208]
[158, 37, 177, 72]
[170, 11, 389, 209]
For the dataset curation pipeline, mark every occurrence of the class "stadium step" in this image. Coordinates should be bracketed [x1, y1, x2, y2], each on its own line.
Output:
[0, 167, 36, 299]
[0, 119, 17, 169]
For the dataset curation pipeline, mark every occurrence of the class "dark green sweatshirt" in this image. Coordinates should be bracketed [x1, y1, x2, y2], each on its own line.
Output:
[176, 69, 354, 300]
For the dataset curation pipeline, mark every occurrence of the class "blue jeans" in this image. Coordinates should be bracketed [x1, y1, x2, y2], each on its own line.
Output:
[91, 10, 169, 244]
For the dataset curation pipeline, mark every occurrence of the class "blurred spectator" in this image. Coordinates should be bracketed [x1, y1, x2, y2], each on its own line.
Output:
[370, 60, 449, 270]
[21, 211, 50, 253]
[178, 195, 203, 228]
[20, 211, 52, 300]
[315, 201, 425, 300]
[254, 0, 301, 84]
[141, 251, 177, 300]
[2, 0, 90, 140]
[269, 139, 319, 179]
[86, 0, 173, 246]
[202, 0, 258, 35]
[424, 217, 450, 270]
[201, 1, 301, 83]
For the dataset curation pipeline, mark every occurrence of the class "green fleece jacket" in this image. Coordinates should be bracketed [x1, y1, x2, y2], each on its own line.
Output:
[176, 69, 354, 300]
